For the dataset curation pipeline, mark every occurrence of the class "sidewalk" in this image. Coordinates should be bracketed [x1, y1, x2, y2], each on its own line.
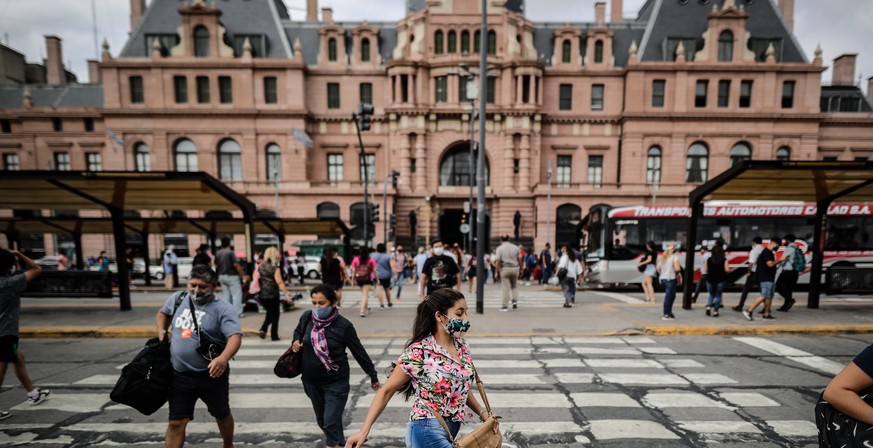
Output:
[18, 282, 873, 338]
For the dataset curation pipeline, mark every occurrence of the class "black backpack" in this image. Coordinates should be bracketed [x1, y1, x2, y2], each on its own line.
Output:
[109, 293, 184, 415]
[816, 389, 873, 447]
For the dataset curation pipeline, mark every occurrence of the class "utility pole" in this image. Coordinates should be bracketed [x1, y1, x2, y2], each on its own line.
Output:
[475, 0, 488, 315]
[546, 160, 552, 249]
[468, 91, 476, 255]
[382, 175, 388, 243]
[354, 103, 374, 246]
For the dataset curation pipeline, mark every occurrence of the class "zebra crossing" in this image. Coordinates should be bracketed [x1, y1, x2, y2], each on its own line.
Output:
[1, 335, 825, 447]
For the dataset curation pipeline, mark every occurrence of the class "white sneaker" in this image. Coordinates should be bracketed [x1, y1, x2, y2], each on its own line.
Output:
[28, 389, 50, 405]
[0, 410, 9, 420]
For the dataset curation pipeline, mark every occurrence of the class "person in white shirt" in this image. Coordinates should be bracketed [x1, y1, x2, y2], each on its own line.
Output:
[656, 242, 682, 320]
[556, 246, 584, 308]
[734, 236, 763, 312]
[691, 246, 711, 303]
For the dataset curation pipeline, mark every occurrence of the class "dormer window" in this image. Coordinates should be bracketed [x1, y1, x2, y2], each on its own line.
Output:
[718, 30, 733, 62]
[562, 39, 571, 63]
[145, 34, 178, 57]
[194, 26, 210, 57]
[328, 38, 338, 61]
[232, 34, 266, 57]
[361, 38, 371, 62]
[594, 40, 604, 63]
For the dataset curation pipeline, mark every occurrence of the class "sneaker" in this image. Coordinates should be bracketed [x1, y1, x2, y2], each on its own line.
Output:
[359, 312, 366, 317]
[762, 315, 776, 321]
[28, 389, 50, 405]
[512, 302, 517, 310]
[258, 330, 266, 340]
[500, 306, 509, 312]
[0, 410, 9, 420]
[743, 310, 753, 321]
[732, 306, 742, 312]
[380, 304, 385, 310]
[661, 315, 674, 320]
[705, 307, 711, 316]
[387, 303, 393, 308]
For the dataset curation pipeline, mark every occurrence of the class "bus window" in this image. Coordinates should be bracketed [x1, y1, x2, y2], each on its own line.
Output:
[645, 218, 688, 248]
[586, 208, 605, 258]
[828, 216, 873, 250]
[697, 218, 729, 248]
[611, 219, 643, 260]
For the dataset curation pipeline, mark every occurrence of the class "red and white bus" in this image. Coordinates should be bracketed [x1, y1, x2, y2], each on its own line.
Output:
[581, 202, 873, 286]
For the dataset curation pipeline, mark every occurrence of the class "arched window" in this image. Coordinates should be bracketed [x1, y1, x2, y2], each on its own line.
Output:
[461, 30, 470, 53]
[487, 30, 496, 55]
[686, 142, 709, 182]
[434, 31, 444, 54]
[361, 38, 371, 62]
[218, 139, 242, 181]
[439, 144, 489, 186]
[556, 204, 582, 251]
[328, 38, 337, 62]
[317, 202, 340, 219]
[447, 31, 457, 53]
[718, 30, 733, 62]
[646, 146, 662, 184]
[730, 142, 752, 167]
[594, 40, 604, 63]
[474, 30, 481, 53]
[134, 143, 150, 172]
[562, 39, 572, 63]
[194, 26, 209, 58]
[174, 139, 198, 172]
[776, 146, 791, 161]
[266, 143, 281, 181]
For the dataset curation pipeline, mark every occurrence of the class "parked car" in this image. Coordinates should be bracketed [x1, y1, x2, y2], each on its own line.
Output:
[34, 256, 60, 270]
[148, 257, 193, 281]
[289, 255, 322, 279]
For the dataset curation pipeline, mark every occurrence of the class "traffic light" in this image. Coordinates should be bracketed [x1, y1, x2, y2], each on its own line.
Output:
[370, 203, 380, 223]
[389, 213, 397, 228]
[357, 103, 374, 132]
[390, 169, 400, 189]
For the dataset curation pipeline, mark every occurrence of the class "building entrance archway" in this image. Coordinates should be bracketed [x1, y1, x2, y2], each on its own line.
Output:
[438, 209, 491, 253]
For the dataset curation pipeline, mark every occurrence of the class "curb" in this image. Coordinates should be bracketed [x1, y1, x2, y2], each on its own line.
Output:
[644, 324, 873, 336]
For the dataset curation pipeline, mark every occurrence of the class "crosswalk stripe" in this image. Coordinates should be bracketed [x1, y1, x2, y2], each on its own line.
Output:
[584, 359, 663, 369]
[719, 393, 780, 407]
[592, 291, 646, 304]
[733, 337, 845, 375]
[589, 419, 680, 440]
[642, 392, 730, 409]
[677, 420, 761, 434]
[599, 373, 689, 385]
[570, 393, 641, 407]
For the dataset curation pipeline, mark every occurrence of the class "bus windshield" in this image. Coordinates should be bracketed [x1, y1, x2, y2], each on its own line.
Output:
[611, 218, 689, 260]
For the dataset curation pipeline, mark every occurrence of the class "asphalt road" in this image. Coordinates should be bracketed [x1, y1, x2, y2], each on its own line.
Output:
[1, 333, 866, 447]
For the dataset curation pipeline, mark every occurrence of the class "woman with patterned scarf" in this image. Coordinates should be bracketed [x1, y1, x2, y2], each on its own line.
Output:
[291, 284, 381, 448]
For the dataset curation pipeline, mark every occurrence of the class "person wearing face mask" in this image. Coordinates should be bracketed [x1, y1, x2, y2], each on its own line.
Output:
[419, 240, 461, 302]
[345, 288, 500, 448]
[156, 265, 243, 448]
[291, 285, 380, 448]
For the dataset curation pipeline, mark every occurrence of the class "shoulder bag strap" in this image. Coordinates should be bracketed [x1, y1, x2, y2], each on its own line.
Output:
[470, 362, 493, 415]
[429, 410, 458, 445]
[187, 295, 201, 340]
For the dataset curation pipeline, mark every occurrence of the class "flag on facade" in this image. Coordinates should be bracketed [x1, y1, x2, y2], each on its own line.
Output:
[291, 128, 313, 149]
[107, 129, 124, 148]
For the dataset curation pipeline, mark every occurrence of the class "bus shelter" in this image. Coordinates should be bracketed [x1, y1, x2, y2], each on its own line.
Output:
[684, 161, 873, 310]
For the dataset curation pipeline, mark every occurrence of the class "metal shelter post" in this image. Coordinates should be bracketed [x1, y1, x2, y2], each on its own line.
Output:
[343, 234, 352, 263]
[808, 198, 831, 309]
[110, 210, 132, 311]
[683, 201, 701, 309]
[140, 231, 152, 287]
[243, 212, 256, 275]
[73, 232, 84, 270]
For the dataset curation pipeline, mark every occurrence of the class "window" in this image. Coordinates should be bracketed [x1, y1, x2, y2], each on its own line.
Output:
[84, 118, 94, 132]
[134, 143, 150, 172]
[440, 146, 489, 186]
[359, 153, 375, 183]
[219, 76, 232, 104]
[196, 76, 210, 103]
[522, 75, 531, 103]
[461, 31, 470, 53]
[232, 34, 265, 57]
[52, 117, 62, 132]
[559, 84, 573, 110]
[434, 76, 448, 103]
[666, 37, 697, 61]
[54, 152, 71, 171]
[317, 202, 340, 219]
[0, 119, 10, 133]
[3, 153, 20, 171]
[359, 82, 373, 105]
[695, 80, 708, 108]
[266, 144, 281, 181]
[748, 38, 783, 62]
[730, 142, 752, 167]
[218, 139, 242, 181]
[173, 76, 187, 103]
[327, 83, 340, 109]
[739, 80, 752, 108]
[86, 152, 102, 171]
[562, 39, 572, 63]
[400, 75, 409, 103]
[591, 84, 604, 111]
[327, 153, 344, 182]
[487, 30, 496, 55]
[718, 30, 733, 62]
[328, 38, 337, 62]
[361, 38, 371, 62]
[776, 146, 791, 161]
[129, 76, 144, 103]
[588, 155, 603, 188]
[264, 77, 277, 104]
[647, 146, 662, 184]
[594, 40, 604, 63]
[650, 79, 666, 108]
[145, 34, 178, 57]
[556, 155, 571, 187]
[459, 77, 469, 102]
[174, 139, 198, 172]
[447, 31, 457, 53]
[474, 31, 481, 53]
[782, 81, 795, 109]
[718, 80, 731, 108]
[686, 142, 709, 182]
[486, 76, 496, 104]
[434, 31, 444, 54]
[194, 26, 209, 57]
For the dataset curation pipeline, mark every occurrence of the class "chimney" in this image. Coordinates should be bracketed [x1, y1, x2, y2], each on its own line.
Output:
[321, 7, 333, 24]
[45, 36, 66, 86]
[611, 0, 623, 23]
[87, 60, 101, 84]
[868, 77, 873, 106]
[307, 0, 318, 21]
[778, 0, 794, 30]
[130, 0, 145, 31]
[833, 54, 858, 86]
[595, 2, 606, 25]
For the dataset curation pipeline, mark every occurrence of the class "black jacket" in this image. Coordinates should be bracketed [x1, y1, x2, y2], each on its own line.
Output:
[292, 310, 378, 384]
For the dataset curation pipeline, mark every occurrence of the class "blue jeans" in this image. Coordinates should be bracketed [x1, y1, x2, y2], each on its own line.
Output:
[561, 277, 576, 305]
[661, 279, 677, 317]
[707, 281, 725, 312]
[303, 379, 350, 447]
[406, 418, 460, 448]
[396, 269, 408, 298]
[218, 274, 243, 316]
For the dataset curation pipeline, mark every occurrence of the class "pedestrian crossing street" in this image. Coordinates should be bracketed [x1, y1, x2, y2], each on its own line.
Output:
[2, 335, 827, 447]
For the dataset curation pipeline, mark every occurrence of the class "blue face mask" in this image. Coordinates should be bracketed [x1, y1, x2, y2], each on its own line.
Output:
[313, 307, 334, 319]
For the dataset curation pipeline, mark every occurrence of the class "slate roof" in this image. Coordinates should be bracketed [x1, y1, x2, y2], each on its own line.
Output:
[120, 0, 292, 58]
[407, 0, 524, 14]
[821, 85, 873, 113]
[283, 22, 398, 67]
[533, 23, 647, 68]
[0, 84, 103, 109]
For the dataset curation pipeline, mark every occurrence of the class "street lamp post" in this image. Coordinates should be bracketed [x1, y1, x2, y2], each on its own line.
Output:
[475, 0, 488, 315]
[467, 82, 477, 255]
[272, 168, 280, 218]
[546, 160, 552, 249]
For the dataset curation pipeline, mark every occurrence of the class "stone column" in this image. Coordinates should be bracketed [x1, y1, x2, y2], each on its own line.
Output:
[400, 135, 412, 191]
[407, 75, 416, 105]
[519, 134, 531, 191]
[504, 134, 516, 192]
[415, 135, 427, 191]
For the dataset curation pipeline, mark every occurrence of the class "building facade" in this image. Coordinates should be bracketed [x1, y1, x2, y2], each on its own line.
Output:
[1, 0, 873, 259]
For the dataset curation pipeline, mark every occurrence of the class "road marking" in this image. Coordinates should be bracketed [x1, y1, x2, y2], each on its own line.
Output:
[570, 393, 641, 407]
[593, 291, 645, 304]
[599, 373, 689, 385]
[719, 393, 780, 407]
[682, 373, 739, 384]
[584, 359, 663, 369]
[552, 373, 596, 383]
[572, 347, 641, 355]
[589, 420, 680, 440]
[638, 346, 677, 354]
[661, 359, 705, 368]
[541, 358, 586, 368]
[563, 337, 628, 344]
[643, 393, 730, 409]
[11, 393, 109, 413]
[766, 420, 818, 437]
[677, 420, 761, 434]
[733, 337, 845, 375]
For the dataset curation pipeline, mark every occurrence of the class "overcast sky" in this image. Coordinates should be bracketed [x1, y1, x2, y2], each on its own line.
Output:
[0, 0, 870, 91]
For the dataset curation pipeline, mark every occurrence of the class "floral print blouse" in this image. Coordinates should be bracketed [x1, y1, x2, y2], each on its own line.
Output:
[398, 335, 475, 422]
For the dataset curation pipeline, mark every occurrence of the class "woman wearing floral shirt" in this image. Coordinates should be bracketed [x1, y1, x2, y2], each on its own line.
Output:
[345, 289, 499, 448]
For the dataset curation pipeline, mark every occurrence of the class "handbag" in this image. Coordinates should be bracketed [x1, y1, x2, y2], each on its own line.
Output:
[816, 388, 873, 447]
[556, 267, 568, 281]
[430, 364, 502, 448]
[274, 311, 312, 378]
